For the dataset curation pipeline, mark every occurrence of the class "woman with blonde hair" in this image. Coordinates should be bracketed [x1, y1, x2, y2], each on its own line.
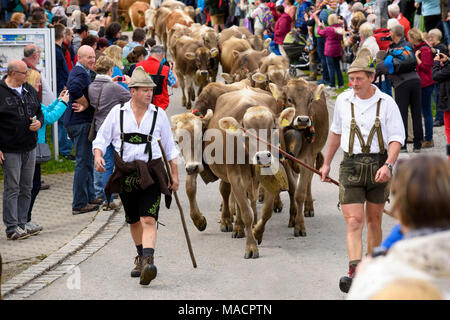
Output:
[358, 22, 379, 57]
[103, 45, 128, 90]
[408, 28, 435, 149]
[25, 69, 70, 236]
[11, 12, 25, 27]
[347, 155, 450, 300]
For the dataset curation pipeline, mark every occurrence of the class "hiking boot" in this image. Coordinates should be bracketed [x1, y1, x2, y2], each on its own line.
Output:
[89, 197, 104, 205]
[339, 263, 357, 293]
[413, 147, 422, 153]
[7, 226, 30, 240]
[131, 255, 143, 278]
[421, 140, 434, 148]
[24, 221, 43, 236]
[72, 204, 99, 215]
[400, 146, 408, 153]
[140, 256, 157, 285]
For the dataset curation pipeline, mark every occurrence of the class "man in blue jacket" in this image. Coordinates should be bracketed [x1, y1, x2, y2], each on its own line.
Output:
[0, 59, 43, 240]
[64, 45, 101, 215]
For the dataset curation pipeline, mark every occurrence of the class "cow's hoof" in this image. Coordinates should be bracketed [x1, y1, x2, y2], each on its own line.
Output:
[304, 210, 315, 217]
[273, 206, 282, 213]
[220, 223, 233, 232]
[294, 229, 307, 237]
[253, 230, 263, 245]
[232, 230, 245, 238]
[244, 250, 259, 259]
[195, 216, 207, 232]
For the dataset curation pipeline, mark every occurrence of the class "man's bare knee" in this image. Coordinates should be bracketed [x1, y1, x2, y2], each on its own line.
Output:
[140, 216, 156, 226]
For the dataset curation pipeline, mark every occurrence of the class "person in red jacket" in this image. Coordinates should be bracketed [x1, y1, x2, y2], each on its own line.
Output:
[274, 5, 292, 49]
[136, 45, 178, 110]
[408, 28, 435, 148]
[388, 4, 411, 38]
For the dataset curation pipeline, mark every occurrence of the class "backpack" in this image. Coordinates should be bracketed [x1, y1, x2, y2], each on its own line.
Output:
[384, 45, 417, 75]
[373, 29, 391, 51]
[6, 0, 18, 11]
[261, 6, 275, 31]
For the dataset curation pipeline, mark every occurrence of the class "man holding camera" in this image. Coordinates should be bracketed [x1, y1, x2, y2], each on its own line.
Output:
[0, 59, 43, 240]
[136, 45, 179, 111]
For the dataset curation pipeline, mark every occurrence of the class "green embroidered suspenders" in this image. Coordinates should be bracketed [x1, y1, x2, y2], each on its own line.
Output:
[348, 99, 386, 156]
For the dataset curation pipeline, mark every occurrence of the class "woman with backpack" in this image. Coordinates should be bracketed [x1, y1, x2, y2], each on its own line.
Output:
[408, 28, 436, 149]
[316, 13, 344, 89]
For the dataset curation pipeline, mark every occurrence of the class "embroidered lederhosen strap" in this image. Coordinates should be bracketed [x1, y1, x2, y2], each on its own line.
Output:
[120, 104, 159, 161]
[349, 99, 386, 156]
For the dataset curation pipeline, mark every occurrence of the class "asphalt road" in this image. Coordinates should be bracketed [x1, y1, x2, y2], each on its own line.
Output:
[28, 73, 400, 300]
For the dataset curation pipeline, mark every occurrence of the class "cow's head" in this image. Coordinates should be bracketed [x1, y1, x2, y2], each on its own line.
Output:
[203, 30, 219, 50]
[266, 67, 290, 87]
[171, 109, 214, 175]
[228, 49, 269, 83]
[269, 79, 325, 130]
[185, 46, 219, 79]
[219, 106, 295, 167]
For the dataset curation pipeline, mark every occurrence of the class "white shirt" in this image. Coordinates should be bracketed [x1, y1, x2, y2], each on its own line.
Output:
[330, 85, 405, 154]
[92, 101, 179, 162]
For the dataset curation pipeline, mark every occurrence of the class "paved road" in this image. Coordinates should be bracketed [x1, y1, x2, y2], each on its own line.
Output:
[28, 70, 448, 299]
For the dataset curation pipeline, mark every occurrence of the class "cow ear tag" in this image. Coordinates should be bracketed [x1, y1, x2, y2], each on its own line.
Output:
[229, 124, 237, 132]
[315, 92, 321, 101]
[281, 118, 290, 127]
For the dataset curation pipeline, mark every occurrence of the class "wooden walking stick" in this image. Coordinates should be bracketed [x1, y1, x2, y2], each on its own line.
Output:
[241, 128, 395, 218]
[157, 139, 197, 268]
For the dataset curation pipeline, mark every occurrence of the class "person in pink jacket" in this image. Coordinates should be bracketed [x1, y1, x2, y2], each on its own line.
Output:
[274, 6, 292, 46]
[316, 13, 344, 88]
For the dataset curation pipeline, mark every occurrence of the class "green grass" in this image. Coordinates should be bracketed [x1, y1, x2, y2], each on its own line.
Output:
[0, 126, 75, 180]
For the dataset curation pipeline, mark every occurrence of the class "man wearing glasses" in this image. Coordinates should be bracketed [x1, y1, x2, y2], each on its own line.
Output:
[0, 59, 43, 240]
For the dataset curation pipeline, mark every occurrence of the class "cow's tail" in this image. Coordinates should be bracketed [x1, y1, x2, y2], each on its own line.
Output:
[315, 152, 324, 171]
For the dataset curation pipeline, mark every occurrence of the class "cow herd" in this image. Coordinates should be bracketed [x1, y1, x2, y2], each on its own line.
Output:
[127, 0, 331, 259]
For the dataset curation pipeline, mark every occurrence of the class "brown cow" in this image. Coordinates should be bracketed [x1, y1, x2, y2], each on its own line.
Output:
[144, 8, 157, 38]
[208, 88, 295, 258]
[193, 81, 248, 115]
[259, 53, 290, 87]
[128, 1, 150, 29]
[190, 24, 220, 82]
[222, 48, 269, 83]
[218, 26, 268, 50]
[167, 23, 192, 57]
[220, 37, 252, 74]
[173, 36, 219, 109]
[264, 79, 329, 239]
[153, 6, 172, 54]
[166, 9, 194, 32]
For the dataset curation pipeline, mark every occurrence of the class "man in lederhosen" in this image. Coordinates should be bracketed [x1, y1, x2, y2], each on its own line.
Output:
[319, 48, 405, 294]
[92, 66, 179, 286]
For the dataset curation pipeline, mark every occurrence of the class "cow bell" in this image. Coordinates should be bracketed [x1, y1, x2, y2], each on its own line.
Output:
[284, 128, 303, 157]
[256, 163, 289, 195]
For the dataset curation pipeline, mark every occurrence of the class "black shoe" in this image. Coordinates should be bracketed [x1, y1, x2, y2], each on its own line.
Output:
[131, 255, 143, 278]
[433, 119, 444, 127]
[140, 256, 157, 285]
[400, 146, 408, 153]
[339, 264, 357, 293]
[40, 183, 50, 190]
[60, 154, 75, 161]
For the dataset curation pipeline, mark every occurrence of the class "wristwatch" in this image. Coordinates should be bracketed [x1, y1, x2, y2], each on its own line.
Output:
[384, 162, 393, 172]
